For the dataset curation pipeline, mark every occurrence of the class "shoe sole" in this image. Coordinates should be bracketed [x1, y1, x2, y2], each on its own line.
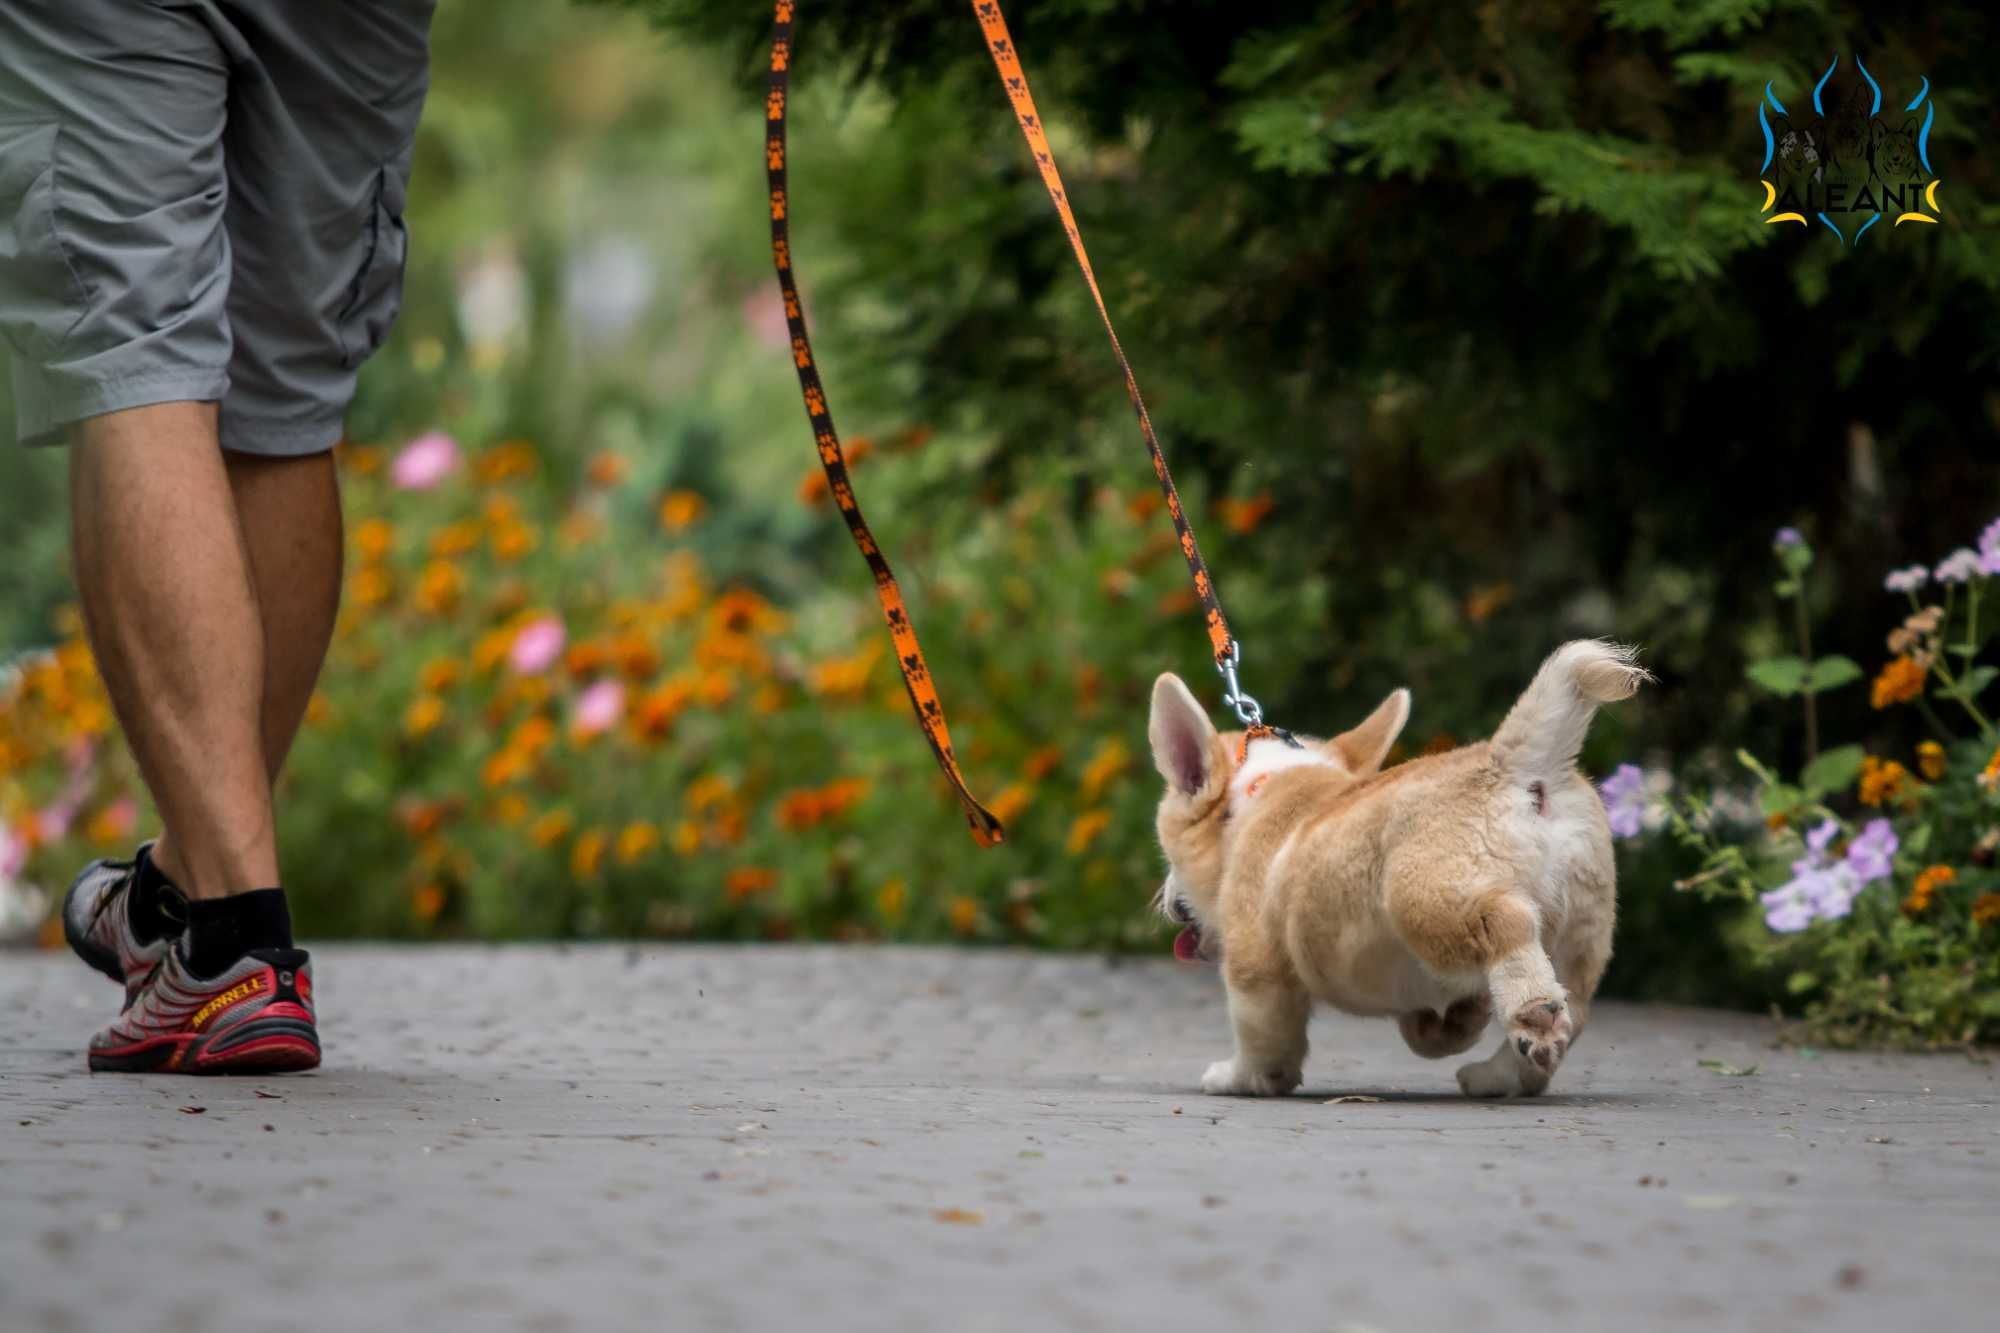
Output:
[89, 1016, 321, 1075]
[61, 875, 129, 987]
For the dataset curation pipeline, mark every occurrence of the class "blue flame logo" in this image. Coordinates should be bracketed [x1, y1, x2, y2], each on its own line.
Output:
[1757, 55, 1941, 247]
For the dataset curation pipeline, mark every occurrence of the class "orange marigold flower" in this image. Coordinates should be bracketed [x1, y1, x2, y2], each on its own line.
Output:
[530, 810, 574, 848]
[947, 895, 981, 935]
[564, 638, 612, 680]
[1079, 740, 1129, 803]
[492, 794, 530, 825]
[709, 809, 747, 847]
[1126, 490, 1163, 522]
[1915, 740, 1947, 782]
[1979, 746, 2000, 792]
[305, 692, 333, 728]
[1156, 587, 1198, 617]
[1870, 655, 1926, 709]
[686, 774, 732, 813]
[415, 560, 465, 616]
[426, 521, 478, 559]
[474, 440, 539, 484]
[354, 518, 395, 563]
[876, 879, 908, 919]
[397, 798, 448, 839]
[1024, 745, 1063, 781]
[614, 633, 664, 682]
[481, 747, 531, 789]
[490, 520, 539, 563]
[587, 451, 629, 488]
[753, 683, 785, 715]
[571, 827, 608, 879]
[777, 789, 824, 831]
[1464, 583, 1513, 625]
[403, 693, 447, 738]
[1858, 756, 1916, 808]
[1216, 491, 1275, 535]
[630, 678, 693, 743]
[659, 490, 707, 532]
[411, 883, 447, 923]
[726, 866, 777, 900]
[1972, 893, 2000, 928]
[1902, 864, 1956, 917]
[616, 821, 660, 865]
[351, 566, 392, 608]
[710, 587, 781, 636]
[341, 444, 386, 477]
[989, 783, 1033, 825]
[557, 508, 605, 550]
[510, 715, 556, 757]
[1066, 808, 1113, 854]
[419, 658, 463, 693]
[807, 645, 880, 700]
[671, 820, 702, 857]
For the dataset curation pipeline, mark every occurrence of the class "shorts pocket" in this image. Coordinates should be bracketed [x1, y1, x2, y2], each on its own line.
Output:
[335, 166, 409, 368]
[0, 121, 92, 363]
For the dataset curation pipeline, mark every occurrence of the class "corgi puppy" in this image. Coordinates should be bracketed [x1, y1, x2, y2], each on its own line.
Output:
[1149, 640, 1648, 1097]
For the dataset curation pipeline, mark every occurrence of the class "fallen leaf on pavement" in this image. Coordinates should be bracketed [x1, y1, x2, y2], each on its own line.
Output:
[932, 1208, 983, 1225]
[178, 1107, 207, 1115]
[1697, 1060, 1758, 1076]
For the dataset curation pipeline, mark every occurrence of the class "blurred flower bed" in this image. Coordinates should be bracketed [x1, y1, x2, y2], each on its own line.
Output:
[2, 424, 1303, 950]
[1610, 526, 2000, 1047]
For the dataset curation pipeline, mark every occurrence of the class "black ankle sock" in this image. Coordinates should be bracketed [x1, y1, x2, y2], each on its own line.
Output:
[179, 889, 294, 979]
[126, 846, 185, 947]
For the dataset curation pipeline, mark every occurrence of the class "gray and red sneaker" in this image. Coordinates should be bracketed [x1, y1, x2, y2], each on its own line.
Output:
[62, 844, 176, 1002]
[88, 946, 320, 1074]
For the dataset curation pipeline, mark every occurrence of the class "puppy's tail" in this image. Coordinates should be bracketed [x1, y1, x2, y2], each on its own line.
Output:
[1489, 640, 1650, 781]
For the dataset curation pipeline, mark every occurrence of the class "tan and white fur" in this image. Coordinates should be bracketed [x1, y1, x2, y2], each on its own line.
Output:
[1149, 640, 1649, 1098]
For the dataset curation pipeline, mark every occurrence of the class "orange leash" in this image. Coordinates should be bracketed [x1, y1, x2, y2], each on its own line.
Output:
[765, 0, 1279, 846]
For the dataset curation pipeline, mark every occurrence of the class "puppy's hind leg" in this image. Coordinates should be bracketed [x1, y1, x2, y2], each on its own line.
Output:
[1397, 991, 1491, 1059]
[1455, 943, 1571, 1098]
[1202, 967, 1310, 1097]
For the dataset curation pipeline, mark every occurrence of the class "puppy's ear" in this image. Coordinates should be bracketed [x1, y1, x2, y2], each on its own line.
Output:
[1149, 673, 1217, 794]
[1327, 688, 1411, 778]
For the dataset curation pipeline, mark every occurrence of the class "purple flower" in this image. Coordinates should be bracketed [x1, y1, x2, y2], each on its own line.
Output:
[508, 615, 567, 675]
[1773, 527, 1804, 549]
[1883, 565, 1929, 594]
[1805, 818, 1840, 855]
[1980, 517, 2000, 560]
[390, 431, 461, 491]
[1598, 763, 1647, 839]
[1805, 864, 1862, 921]
[1761, 880, 1816, 932]
[1935, 548, 1981, 584]
[1843, 818, 1899, 884]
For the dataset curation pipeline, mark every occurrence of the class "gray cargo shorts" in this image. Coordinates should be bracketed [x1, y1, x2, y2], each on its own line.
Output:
[0, 0, 434, 455]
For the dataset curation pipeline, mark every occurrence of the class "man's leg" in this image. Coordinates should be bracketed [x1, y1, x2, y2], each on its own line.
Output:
[69, 403, 278, 901]
[222, 449, 344, 782]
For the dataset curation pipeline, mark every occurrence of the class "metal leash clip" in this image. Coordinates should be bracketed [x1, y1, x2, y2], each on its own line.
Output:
[1218, 643, 1302, 747]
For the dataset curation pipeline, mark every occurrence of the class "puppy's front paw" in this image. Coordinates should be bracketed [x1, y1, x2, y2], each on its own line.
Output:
[1505, 995, 1574, 1079]
[1201, 1057, 1301, 1097]
[1456, 1050, 1537, 1098]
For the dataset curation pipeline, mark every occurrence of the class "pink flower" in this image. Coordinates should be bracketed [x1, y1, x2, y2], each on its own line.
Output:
[572, 679, 626, 737]
[390, 431, 461, 491]
[0, 824, 25, 879]
[740, 290, 792, 350]
[508, 615, 566, 675]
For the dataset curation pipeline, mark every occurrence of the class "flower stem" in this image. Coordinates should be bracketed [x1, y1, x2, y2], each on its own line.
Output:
[1793, 581, 1818, 764]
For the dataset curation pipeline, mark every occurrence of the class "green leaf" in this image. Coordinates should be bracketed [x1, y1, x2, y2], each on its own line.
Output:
[1941, 665, 1997, 703]
[1799, 744, 1865, 796]
[1804, 656, 1862, 693]
[1746, 656, 1808, 696]
[1786, 971, 1819, 995]
[1758, 782, 1802, 816]
[1697, 1059, 1759, 1076]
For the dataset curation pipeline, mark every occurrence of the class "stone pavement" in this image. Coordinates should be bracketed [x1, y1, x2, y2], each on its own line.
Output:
[2, 945, 1996, 1333]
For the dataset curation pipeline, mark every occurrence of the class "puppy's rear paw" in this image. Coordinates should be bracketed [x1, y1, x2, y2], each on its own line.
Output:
[1398, 993, 1491, 1059]
[1505, 996, 1574, 1078]
[1201, 1057, 1301, 1097]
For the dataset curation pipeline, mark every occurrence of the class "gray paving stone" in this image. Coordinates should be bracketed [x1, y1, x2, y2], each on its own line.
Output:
[2, 944, 1995, 1332]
